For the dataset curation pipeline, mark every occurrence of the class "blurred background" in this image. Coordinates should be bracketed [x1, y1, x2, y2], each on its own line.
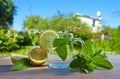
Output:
[0, 0, 120, 56]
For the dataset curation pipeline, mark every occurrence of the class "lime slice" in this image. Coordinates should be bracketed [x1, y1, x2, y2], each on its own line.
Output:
[38, 30, 59, 50]
[28, 46, 47, 66]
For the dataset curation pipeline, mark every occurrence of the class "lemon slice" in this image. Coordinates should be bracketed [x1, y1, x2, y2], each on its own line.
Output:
[28, 46, 47, 66]
[11, 53, 28, 64]
[38, 30, 59, 50]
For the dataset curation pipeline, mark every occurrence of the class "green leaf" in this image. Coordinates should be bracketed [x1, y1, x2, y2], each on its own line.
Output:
[11, 58, 32, 71]
[94, 50, 108, 59]
[92, 55, 113, 69]
[70, 54, 95, 73]
[79, 58, 88, 71]
[53, 39, 71, 47]
[53, 38, 71, 61]
[69, 56, 80, 68]
[93, 49, 102, 56]
[55, 45, 67, 61]
[82, 40, 94, 60]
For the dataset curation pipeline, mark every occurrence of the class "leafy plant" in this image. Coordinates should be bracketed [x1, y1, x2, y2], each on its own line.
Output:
[69, 40, 113, 73]
[0, 28, 20, 52]
[109, 26, 120, 54]
[94, 40, 111, 52]
[0, 0, 16, 28]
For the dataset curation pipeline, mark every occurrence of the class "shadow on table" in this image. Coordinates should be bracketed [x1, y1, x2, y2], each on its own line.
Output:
[0, 65, 12, 73]
[22, 67, 80, 76]
[47, 68, 72, 75]
[0, 64, 81, 76]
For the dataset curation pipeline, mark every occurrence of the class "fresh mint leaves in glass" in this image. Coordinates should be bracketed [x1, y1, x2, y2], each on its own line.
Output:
[48, 32, 83, 69]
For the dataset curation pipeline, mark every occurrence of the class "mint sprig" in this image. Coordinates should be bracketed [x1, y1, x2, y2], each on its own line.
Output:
[53, 39, 71, 61]
[11, 58, 32, 71]
[69, 40, 113, 73]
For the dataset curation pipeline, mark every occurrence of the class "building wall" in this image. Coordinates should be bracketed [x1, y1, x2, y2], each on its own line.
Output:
[75, 13, 101, 33]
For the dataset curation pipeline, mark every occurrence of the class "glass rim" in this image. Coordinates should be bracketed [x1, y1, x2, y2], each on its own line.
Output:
[58, 31, 73, 35]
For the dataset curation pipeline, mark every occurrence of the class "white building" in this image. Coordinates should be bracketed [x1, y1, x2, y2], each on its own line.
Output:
[74, 13, 102, 33]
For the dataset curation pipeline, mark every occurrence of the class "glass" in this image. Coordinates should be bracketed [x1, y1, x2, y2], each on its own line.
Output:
[48, 32, 83, 69]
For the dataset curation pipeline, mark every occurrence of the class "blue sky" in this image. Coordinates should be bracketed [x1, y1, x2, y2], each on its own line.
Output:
[12, 0, 120, 31]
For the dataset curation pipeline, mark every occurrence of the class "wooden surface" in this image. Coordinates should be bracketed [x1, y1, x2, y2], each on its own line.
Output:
[0, 55, 120, 79]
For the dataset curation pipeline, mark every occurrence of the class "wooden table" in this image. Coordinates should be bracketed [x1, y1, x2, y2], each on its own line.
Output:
[0, 55, 120, 79]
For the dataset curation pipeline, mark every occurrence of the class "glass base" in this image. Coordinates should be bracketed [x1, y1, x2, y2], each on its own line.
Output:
[48, 60, 70, 69]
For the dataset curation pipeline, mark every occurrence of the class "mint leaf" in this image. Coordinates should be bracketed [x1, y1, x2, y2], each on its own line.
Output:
[53, 39, 71, 47]
[92, 55, 113, 69]
[11, 58, 32, 71]
[82, 63, 95, 73]
[82, 40, 94, 60]
[69, 55, 80, 68]
[78, 57, 95, 73]
[53, 39, 71, 61]
[69, 54, 95, 73]
[94, 50, 107, 58]
[55, 45, 67, 61]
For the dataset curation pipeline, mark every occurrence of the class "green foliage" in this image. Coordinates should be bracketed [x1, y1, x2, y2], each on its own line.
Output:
[0, 0, 16, 28]
[94, 40, 111, 52]
[91, 25, 120, 54]
[0, 28, 39, 49]
[10, 58, 32, 71]
[0, 46, 33, 56]
[102, 26, 111, 33]
[109, 26, 120, 54]
[23, 15, 48, 30]
[18, 31, 33, 46]
[48, 13, 67, 31]
[22, 28, 39, 46]
[69, 40, 113, 73]
[73, 31, 92, 41]
[0, 28, 20, 52]
[23, 12, 92, 44]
